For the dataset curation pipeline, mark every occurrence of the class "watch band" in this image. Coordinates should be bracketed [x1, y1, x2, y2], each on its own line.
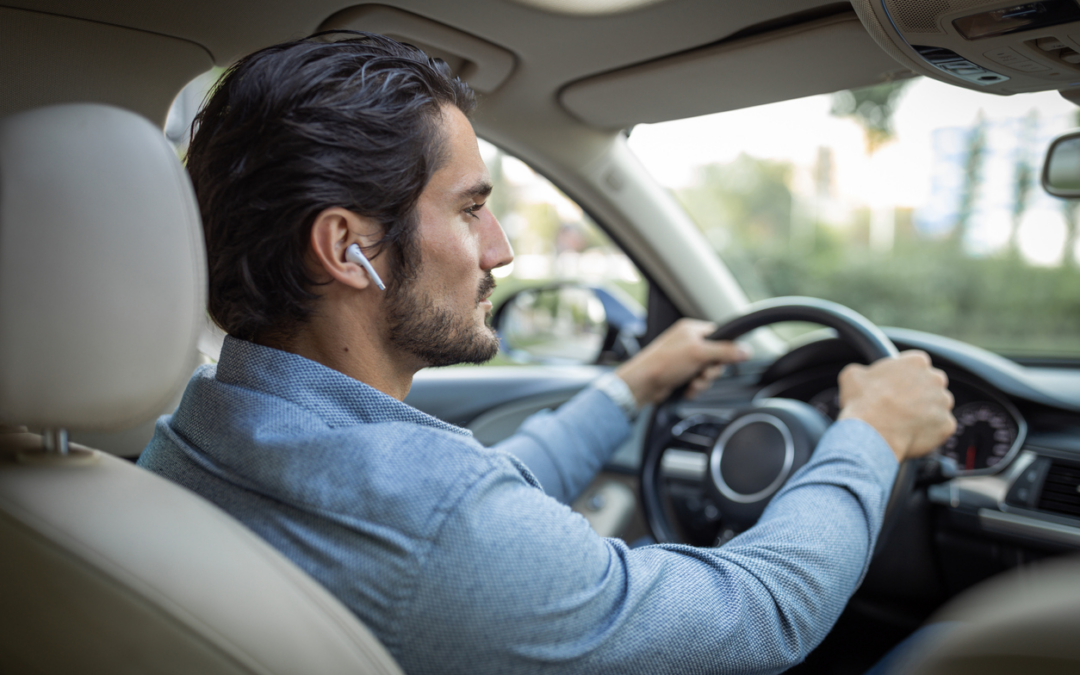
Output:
[591, 372, 641, 422]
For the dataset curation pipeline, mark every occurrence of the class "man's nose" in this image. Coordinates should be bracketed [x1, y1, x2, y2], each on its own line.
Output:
[480, 211, 514, 272]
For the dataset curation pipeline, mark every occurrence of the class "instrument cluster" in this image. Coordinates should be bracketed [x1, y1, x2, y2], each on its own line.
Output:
[757, 369, 1027, 475]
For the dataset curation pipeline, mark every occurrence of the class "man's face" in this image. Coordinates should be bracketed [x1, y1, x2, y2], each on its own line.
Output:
[384, 105, 513, 367]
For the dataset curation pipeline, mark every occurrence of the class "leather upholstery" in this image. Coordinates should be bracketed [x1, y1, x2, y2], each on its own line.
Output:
[1, 434, 403, 675]
[0, 104, 404, 675]
[0, 103, 204, 431]
[898, 553, 1080, 674]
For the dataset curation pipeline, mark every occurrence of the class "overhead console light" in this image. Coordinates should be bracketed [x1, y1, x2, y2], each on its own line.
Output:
[505, 0, 667, 16]
[850, 0, 1080, 98]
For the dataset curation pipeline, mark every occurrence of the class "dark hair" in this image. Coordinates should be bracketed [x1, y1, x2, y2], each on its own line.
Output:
[186, 31, 476, 342]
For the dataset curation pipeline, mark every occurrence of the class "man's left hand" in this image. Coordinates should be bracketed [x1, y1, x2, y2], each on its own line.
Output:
[614, 318, 750, 407]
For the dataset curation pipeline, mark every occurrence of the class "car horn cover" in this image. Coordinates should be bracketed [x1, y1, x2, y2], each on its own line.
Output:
[710, 413, 795, 504]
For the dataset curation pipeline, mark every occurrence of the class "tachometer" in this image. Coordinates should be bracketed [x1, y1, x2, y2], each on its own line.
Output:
[940, 401, 1019, 472]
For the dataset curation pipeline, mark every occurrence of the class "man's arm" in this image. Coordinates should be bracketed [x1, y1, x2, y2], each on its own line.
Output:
[493, 320, 750, 503]
[397, 330, 954, 674]
[493, 386, 632, 504]
[398, 419, 897, 675]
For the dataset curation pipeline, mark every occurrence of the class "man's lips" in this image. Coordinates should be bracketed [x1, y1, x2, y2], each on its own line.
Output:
[477, 273, 496, 304]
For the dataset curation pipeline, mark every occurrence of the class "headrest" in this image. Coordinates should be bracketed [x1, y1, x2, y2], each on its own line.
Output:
[0, 104, 206, 431]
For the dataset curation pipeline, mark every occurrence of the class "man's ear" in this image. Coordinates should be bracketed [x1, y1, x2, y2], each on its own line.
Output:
[309, 207, 384, 290]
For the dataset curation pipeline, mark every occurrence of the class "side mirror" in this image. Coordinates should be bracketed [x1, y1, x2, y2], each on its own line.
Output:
[1042, 130, 1080, 198]
[493, 284, 645, 365]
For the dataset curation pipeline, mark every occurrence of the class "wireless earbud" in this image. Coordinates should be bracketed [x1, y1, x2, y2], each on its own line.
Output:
[345, 243, 386, 291]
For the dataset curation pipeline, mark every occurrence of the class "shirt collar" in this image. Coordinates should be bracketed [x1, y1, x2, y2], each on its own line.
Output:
[215, 335, 471, 436]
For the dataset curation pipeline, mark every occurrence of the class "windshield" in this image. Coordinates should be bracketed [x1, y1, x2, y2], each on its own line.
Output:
[628, 77, 1080, 359]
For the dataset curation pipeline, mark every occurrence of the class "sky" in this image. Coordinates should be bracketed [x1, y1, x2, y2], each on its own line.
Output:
[627, 76, 1076, 203]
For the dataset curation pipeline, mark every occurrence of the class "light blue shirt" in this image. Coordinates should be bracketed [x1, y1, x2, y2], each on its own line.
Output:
[139, 336, 898, 675]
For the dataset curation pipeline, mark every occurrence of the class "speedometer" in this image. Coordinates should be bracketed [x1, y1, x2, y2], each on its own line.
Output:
[940, 401, 1019, 472]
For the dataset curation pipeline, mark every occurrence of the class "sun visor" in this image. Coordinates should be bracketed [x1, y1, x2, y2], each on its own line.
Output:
[560, 12, 911, 129]
[851, 0, 1080, 98]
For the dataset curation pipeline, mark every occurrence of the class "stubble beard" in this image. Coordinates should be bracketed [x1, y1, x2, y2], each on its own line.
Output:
[385, 272, 500, 367]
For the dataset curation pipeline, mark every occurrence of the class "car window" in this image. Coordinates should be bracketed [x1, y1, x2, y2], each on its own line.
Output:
[478, 139, 646, 365]
[627, 77, 1080, 358]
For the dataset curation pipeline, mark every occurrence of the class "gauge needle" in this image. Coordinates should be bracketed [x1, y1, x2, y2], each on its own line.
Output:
[966, 446, 976, 471]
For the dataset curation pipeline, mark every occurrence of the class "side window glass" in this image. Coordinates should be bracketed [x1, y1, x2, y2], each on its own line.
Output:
[478, 140, 647, 365]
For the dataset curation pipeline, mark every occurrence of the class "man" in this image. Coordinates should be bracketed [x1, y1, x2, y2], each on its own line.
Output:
[140, 32, 956, 674]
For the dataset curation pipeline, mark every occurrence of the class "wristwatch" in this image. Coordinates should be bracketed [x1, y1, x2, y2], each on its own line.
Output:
[591, 372, 641, 422]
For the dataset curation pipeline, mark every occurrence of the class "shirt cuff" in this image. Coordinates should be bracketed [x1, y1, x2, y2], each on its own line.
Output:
[590, 372, 641, 422]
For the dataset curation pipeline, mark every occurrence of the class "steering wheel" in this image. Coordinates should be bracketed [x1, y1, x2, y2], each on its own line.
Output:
[641, 297, 911, 556]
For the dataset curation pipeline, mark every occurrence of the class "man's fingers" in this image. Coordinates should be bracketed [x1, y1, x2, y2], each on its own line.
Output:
[899, 349, 933, 366]
[702, 363, 726, 380]
[697, 339, 751, 364]
[934, 368, 949, 389]
[684, 364, 727, 399]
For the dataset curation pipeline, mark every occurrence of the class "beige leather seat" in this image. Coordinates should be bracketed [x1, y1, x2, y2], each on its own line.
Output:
[891, 554, 1080, 675]
[0, 103, 404, 675]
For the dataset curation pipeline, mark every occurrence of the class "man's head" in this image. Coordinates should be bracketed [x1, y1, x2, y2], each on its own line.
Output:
[188, 32, 503, 365]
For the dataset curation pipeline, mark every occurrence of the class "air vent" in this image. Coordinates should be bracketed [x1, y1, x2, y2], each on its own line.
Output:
[1037, 460, 1080, 518]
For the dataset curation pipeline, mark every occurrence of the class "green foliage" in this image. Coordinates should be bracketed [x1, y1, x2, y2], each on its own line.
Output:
[955, 114, 987, 240]
[673, 155, 1080, 358]
[749, 238, 1080, 356]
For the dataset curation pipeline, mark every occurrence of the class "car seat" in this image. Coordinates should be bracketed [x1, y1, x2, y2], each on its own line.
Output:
[0, 103, 404, 675]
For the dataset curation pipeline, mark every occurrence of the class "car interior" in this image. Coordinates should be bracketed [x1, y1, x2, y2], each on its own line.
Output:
[3, 0, 1080, 673]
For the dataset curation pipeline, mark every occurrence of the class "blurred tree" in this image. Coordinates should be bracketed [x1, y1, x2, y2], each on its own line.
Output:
[1064, 201, 1079, 267]
[672, 146, 1080, 357]
[830, 79, 914, 153]
[954, 114, 987, 244]
[676, 154, 793, 247]
[1010, 110, 1038, 254]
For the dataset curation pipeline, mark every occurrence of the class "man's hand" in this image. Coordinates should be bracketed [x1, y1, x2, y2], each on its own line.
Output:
[838, 351, 957, 462]
[614, 319, 750, 407]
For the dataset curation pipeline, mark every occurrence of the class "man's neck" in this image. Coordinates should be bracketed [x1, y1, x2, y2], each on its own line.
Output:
[260, 310, 422, 401]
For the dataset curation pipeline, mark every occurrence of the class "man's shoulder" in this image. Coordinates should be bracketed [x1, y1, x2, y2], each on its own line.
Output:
[150, 367, 534, 525]
[315, 421, 535, 514]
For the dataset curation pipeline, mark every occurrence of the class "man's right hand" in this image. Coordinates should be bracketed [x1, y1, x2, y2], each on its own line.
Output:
[837, 350, 957, 463]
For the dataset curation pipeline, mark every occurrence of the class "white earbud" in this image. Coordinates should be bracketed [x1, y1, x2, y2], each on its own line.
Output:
[345, 243, 386, 291]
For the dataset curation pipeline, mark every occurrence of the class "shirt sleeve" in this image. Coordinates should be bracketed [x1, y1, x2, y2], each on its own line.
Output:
[493, 385, 632, 504]
[396, 419, 897, 675]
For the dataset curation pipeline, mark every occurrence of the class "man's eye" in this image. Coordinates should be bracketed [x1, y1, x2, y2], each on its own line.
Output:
[465, 203, 485, 219]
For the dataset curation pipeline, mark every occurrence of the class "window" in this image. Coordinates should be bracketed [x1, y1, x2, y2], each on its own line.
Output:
[478, 140, 646, 365]
[628, 77, 1080, 358]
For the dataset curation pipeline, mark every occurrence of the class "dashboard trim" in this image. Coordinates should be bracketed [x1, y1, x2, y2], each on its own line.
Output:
[929, 449, 1035, 509]
[660, 448, 708, 481]
[979, 508, 1080, 548]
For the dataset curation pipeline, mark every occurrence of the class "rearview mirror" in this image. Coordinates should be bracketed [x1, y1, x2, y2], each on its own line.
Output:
[1042, 130, 1080, 198]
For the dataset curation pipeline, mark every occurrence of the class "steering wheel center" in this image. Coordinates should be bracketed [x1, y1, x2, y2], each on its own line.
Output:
[711, 413, 794, 504]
